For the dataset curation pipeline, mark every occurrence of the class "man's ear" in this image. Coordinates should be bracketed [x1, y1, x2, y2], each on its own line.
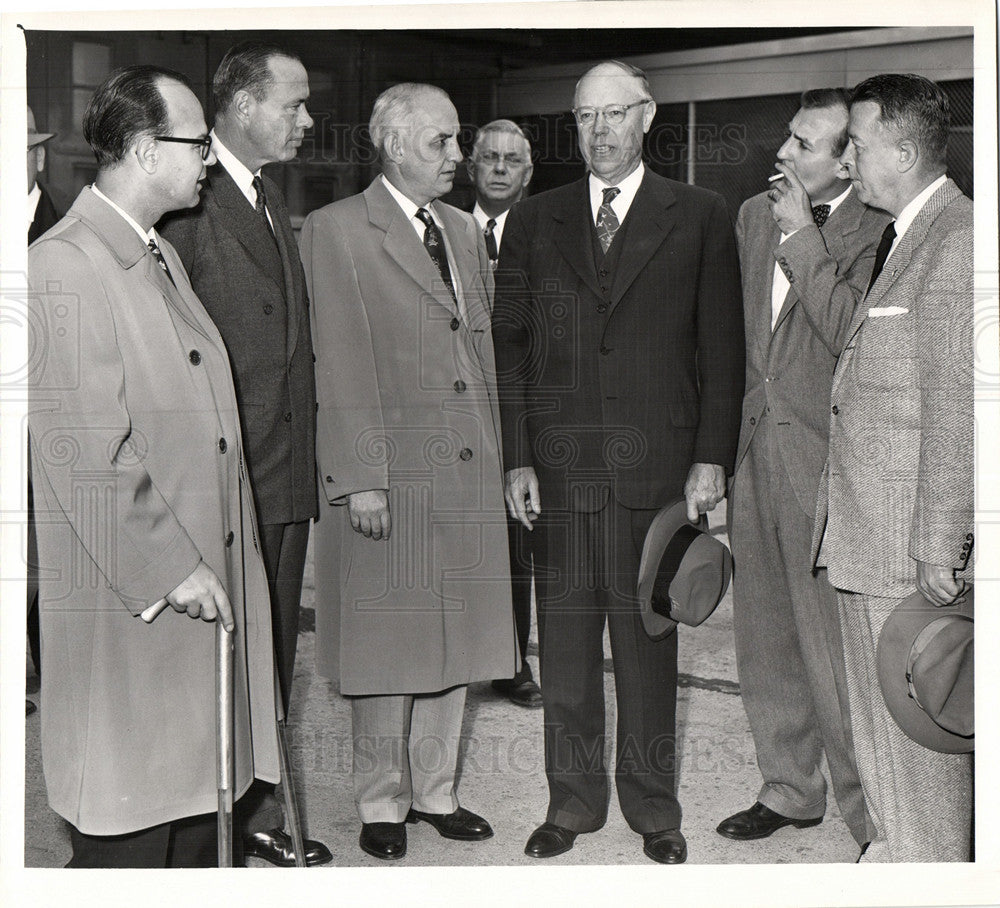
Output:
[384, 131, 404, 164]
[36, 144, 46, 174]
[897, 139, 919, 174]
[135, 135, 158, 174]
[233, 88, 255, 125]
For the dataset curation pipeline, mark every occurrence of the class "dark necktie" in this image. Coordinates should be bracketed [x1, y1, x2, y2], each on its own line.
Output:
[484, 218, 499, 266]
[811, 204, 831, 228]
[867, 221, 897, 292]
[147, 239, 175, 287]
[596, 186, 621, 253]
[415, 207, 456, 300]
[252, 174, 277, 242]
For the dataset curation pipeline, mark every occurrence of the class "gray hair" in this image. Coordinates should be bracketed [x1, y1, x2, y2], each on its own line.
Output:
[574, 60, 652, 107]
[369, 82, 449, 161]
[471, 119, 531, 158]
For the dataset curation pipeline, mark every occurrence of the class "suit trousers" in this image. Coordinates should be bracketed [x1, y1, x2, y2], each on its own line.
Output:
[351, 685, 466, 823]
[500, 514, 542, 684]
[837, 590, 972, 862]
[730, 415, 871, 844]
[535, 495, 680, 834]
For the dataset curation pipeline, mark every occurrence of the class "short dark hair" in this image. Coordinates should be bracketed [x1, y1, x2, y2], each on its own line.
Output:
[800, 87, 851, 157]
[82, 65, 192, 169]
[851, 73, 950, 168]
[213, 41, 300, 113]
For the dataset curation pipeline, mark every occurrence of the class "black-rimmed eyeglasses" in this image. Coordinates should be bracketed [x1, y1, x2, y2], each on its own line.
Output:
[572, 100, 651, 127]
[155, 135, 213, 160]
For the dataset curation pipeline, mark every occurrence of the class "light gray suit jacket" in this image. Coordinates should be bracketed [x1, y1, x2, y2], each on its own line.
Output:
[812, 178, 974, 597]
[732, 186, 890, 516]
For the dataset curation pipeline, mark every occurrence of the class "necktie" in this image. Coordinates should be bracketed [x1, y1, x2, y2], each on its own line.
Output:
[867, 221, 897, 292]
[484, 218, 499, 265]
[811, 204, 831, 228]
[252, 174, 277, 242]
[415, 207, 456, 300]
[596, 186, 621, 254]
[147, 239, 175, 287]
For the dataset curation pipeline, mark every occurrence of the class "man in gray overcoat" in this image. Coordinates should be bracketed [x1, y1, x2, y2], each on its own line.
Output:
[301, 83, 518, 861]
[28, 65, 278, 867]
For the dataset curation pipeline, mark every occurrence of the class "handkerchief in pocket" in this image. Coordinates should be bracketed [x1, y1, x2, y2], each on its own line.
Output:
[868, 306, 909, 317]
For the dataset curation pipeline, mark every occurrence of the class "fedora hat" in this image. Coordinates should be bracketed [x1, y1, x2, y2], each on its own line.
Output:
[876, 587, 973, 754]
[636, 499, 733, 641]
[27, 105, 55, 147]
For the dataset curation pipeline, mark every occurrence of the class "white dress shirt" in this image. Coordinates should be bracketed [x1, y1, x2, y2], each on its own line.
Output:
[588, 161, 644, 226]
[472, 203, 511, 250]
[212, 130, 273, 230]
[27, 183, 42, 231]
[771, 182, 853, 330]
[887, 173, 947, 262]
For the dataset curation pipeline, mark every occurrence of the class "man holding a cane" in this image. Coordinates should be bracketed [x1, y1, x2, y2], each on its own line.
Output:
[28, 65, 279, 868]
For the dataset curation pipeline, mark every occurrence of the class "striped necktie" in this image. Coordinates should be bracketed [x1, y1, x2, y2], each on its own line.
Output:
[596, 186, 621, 253]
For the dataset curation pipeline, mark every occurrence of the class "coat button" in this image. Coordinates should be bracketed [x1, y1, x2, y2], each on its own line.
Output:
[264, 304, 274, 315]
[450, 317, 460, 331]
[188, 349, 201, 365]
[966, 532, 974, 540]
[224, 531, 234, 547]
[283, 411, 292, 422]
[600, 346, 610, 355]
[459, 448, 473, 461]
[749, 416, 756, 426]
[598, 268, 609, 277]
[453, 380, 467, 393]
[831, 405, 839, 415]
[596, 304, 608, 314]
[219, 437, 227, 453]
[325, 475, 334, 483]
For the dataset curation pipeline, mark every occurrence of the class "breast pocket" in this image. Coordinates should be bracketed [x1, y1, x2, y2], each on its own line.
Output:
[853, 312, 918, 391]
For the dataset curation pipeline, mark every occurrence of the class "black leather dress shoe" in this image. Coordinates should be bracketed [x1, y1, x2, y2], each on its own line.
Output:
[716, 802, 822, 841]
[359, 822, 406, 860]
[492, 677, 543, 708]
[244, 828, 334, 866]
[524, 822, 578, 858]
[406, 806, 493, 841]
[643, 829, 687, 864]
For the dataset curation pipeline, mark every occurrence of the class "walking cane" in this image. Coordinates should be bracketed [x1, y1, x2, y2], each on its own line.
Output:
[276, 707, 307, 867]
[140, 597, 235, 867]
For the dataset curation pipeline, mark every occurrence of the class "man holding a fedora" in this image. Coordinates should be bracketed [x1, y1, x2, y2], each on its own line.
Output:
[814, 73, 974, 862]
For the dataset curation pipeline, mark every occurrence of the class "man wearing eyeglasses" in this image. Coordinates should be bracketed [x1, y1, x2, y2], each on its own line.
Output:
[493, 60, 744, 864]
[28, 65, 281, 867]
[159, 41, 330, 867]
[466, 120, 543, 709]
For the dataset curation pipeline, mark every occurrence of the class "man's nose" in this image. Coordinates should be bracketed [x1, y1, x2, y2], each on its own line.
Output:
[839, 141, 855, 169]
[776, 138, 793, 161]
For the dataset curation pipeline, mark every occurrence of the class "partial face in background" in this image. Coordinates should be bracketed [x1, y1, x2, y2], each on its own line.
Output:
[27, 143, 45, 193]
[393, 90, 463, 206]
[468, 130, 532, 210]
[574, 64, 655, 185]
[245, 55, 313, 165]
[775, 105, 850, 201]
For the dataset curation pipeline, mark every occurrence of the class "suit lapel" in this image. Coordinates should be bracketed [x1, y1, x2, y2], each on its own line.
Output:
[366, 177, 460, 318]
[752, 207, 783, 359]
[608, 172, 677, 308]
[266, 177, 300, 362]
[205, 165, 285, 297]
[550, 179, 603, 301]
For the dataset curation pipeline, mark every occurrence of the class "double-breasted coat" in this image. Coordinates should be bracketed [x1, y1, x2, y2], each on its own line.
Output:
[28, 188, 279, 835]
[300, 177, 518, 696]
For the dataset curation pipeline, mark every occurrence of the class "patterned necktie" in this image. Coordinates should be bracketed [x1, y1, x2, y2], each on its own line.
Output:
[147, 239, 175, 287]
[415, 207, 456, 300]
[596, 186, 621, 253]
[867, 221, 897, 292]
[811, 204, 831, 228]
[252, 174, 277, 242]
[484, 218, 499, 266]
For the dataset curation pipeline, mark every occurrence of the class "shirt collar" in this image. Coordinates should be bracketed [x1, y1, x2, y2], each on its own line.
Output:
[825, 182, 853, 217]
[472, 202, 509, 233]
[91, 184, 156, 245]
[381, 174, 440, 224]
[211, 130, 260, 208]
[892, 174, 948, 243]
[28, 183, 42, 225]
[588, 161, 644, 219]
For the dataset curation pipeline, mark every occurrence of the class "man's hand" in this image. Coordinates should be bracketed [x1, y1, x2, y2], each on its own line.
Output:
[504, 467, 541, 531]
[348, 489, 391, 540]
[166, 561, 234, 632]
[916, 560, 967, 607]
[768, 163, 815, 235]
[684, 462, 726, 523]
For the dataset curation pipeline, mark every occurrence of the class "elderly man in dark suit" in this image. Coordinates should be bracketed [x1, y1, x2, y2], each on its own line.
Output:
[717, 88, 887, 851]
[493, 60, 744, 864]
[159, 40, 329, 867]
[29, 64, 278, 868]
[301, 82, 518, 862]
[813, 73, 973, 862]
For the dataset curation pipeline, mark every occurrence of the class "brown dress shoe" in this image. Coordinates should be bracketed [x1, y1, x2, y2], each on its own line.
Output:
[524, 822, 578, 858]
[406, 806, 493, 841]
[716, 801, 822, 840]
[643, 829, 687, 864]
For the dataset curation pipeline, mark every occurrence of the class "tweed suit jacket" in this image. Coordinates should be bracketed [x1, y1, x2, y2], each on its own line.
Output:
[493, 169, 744, 511]
[812, 178, 974, 597]
[159, 164, 317, 526]
[732, 186, 890, 516]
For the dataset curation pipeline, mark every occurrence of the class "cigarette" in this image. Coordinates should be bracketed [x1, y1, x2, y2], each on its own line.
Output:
[768, 173, 784, 182]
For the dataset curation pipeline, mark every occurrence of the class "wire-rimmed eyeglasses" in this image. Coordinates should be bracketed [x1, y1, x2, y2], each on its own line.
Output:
[155, 135, 214, 160]
[572, 100, 651, 127]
